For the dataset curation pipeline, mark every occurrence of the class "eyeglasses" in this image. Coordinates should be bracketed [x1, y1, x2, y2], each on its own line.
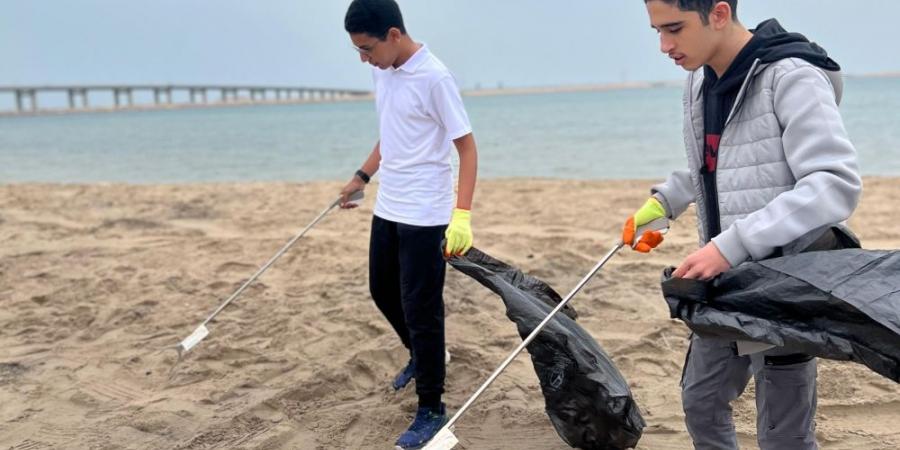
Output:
[352, 39, 382, 56]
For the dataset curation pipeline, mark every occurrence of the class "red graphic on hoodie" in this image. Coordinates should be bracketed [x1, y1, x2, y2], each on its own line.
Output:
[705, 134, 721, 172]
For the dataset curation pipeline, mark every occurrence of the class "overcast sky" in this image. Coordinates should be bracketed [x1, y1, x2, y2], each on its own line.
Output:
[3, 1, 897, 91]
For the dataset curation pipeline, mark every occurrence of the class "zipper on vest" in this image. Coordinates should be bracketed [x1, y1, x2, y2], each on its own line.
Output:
[701, 58, 761, 240]
[724, 58, 762, 126]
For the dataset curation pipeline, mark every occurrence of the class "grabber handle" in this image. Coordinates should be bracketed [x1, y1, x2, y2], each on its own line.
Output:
[631, 217, 670, 248]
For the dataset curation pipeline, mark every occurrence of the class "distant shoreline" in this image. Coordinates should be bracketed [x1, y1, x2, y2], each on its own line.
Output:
[462, 80, 681, 97]
[463, 71, 900, 98]
[846, 71, 900, 79]
[2, 72, 897, 117]
[0, 96, 375, 118]
[0, 81, 678, 118]
[0, 81, 681, 117]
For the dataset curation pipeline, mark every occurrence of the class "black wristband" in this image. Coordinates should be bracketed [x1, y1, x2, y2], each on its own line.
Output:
[355, 169, 371, 184]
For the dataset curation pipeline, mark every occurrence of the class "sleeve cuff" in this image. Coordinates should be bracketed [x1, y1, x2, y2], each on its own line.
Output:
[651, 193, 673, 219]
[448, 127, 473, 141]
[711, 226, 751, 267]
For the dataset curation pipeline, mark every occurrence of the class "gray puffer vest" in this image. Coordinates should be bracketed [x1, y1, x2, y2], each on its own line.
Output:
[653, 57, 861, 266]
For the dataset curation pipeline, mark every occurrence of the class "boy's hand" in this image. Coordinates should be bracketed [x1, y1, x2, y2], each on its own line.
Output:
[672, 242, 731, 280]
[622, 197, 667, 252]
[444, 208, 473, 257]
[339, 177, 366, 209]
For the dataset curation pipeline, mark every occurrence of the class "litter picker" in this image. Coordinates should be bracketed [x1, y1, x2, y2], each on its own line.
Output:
[174, 190, 364, 360]
[422, 218, 669, 450]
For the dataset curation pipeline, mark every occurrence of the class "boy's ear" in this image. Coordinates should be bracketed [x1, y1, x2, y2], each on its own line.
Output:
[709, 1, 733, 29]
[387, 27, 402, 42]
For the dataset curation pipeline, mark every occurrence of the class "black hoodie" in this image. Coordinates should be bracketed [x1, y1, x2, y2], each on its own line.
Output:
[700, 19, 841, 239]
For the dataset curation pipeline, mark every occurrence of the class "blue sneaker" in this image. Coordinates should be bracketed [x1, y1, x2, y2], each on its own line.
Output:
[394, 404, 448, 449]
[392, 360, 415, 391]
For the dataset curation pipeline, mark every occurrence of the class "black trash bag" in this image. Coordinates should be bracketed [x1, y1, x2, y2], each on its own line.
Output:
[662, 247, 900, 382]
[449, 248, 645, 450]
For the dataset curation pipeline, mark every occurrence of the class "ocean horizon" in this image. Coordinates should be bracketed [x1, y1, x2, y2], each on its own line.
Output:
[2, 77, 898, 184]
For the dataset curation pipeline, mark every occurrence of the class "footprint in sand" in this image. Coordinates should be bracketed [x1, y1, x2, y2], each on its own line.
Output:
[215, 261, 257, 275]
[0, 362, 27, 385]
[96, 218, 166, 231]
[174, 415, 270, 450]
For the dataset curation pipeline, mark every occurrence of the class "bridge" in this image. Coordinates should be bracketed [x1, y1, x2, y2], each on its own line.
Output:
[0, 84, 372, 114]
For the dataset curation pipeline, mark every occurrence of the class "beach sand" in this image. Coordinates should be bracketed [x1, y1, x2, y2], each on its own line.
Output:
[1, 178, 898, 449]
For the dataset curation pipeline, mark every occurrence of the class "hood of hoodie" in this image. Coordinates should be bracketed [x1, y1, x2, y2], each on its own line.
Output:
[707, 18, 841, 95]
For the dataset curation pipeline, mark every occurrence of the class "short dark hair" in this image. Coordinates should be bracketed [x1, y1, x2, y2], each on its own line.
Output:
[344, 0, 407, 39]
[644, 0, 738, 24]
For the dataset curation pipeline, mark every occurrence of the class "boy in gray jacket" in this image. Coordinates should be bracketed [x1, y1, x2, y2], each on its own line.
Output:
[624, 1, 862, 448]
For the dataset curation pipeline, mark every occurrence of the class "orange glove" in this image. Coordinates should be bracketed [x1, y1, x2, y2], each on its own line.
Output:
[622, 198, 667, 253]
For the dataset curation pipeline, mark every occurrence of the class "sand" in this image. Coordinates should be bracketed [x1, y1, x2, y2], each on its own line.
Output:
[1, 178, 898, 449]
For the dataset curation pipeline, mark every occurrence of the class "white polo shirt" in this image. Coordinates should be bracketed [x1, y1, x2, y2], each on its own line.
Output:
[372, 43, 472, 227]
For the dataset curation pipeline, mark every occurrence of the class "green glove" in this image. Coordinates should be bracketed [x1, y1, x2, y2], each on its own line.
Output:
[444, 208, 473, 257]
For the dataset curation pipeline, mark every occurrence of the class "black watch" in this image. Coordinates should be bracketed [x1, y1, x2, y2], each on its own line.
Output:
[355, 169, 371, 184]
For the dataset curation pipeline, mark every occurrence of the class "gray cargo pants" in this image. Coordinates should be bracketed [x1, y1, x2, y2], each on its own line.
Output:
[681, 334, 818, 450]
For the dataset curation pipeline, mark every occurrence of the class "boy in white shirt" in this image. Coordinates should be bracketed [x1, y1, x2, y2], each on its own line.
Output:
[339, 0, 478, 448]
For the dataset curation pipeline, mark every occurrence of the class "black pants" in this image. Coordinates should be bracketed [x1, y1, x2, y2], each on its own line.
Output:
[369, 215, 447, 408]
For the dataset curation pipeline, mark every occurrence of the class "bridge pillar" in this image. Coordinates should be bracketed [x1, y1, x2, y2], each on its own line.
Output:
[126, 88, 134, 106]
[15, 90, 23, 112]
[28, 90, 38, 111]
[62, 89, 87, 109]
